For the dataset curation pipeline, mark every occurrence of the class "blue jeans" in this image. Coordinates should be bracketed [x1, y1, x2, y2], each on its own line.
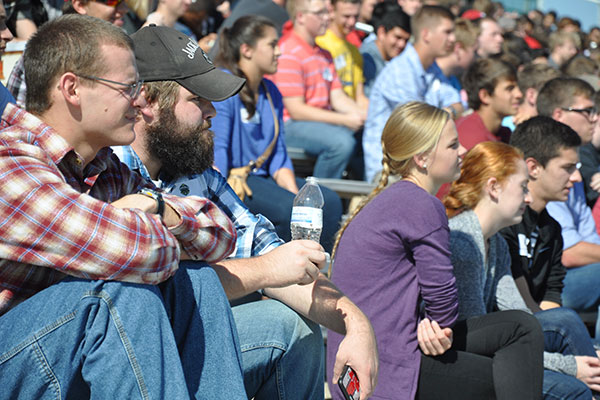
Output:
[245, 175, 343, 252]
[233, 299, 324, 400]
[561, 262, 600, 339]
[536, 308, 596, 399]
[284, 120, 355, 179]
[0, 262, 246, 399]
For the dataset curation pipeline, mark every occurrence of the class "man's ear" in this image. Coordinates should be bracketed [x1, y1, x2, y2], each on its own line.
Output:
[420, 27, 431, 44]
[58, 72, 81, 107]
[525, 157, 541, 178]
[71, 0, 88, 15]
[376, 25, 386, 41]
[525, 88, 537, 107]
[478, 87, 491, 107]
[453, 42, 464, 57]
[551, 107, 564, 122]
[139, 96, 157, 121]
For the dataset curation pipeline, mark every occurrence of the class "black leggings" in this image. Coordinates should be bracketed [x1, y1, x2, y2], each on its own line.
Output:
[416, 310, 544, 400]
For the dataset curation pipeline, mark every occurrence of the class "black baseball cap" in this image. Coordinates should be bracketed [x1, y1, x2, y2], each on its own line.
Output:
[132, 25, 245, 102]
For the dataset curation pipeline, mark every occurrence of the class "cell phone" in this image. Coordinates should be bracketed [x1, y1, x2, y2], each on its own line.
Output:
[338, 365, 360, 400]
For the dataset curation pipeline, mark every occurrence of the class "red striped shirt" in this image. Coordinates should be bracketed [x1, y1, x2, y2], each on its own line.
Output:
[270, 31, 342, 121]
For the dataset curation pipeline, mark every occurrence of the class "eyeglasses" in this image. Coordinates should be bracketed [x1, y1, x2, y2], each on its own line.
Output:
[561, 106, 599, 120]
[95, 0, 124, 8]
[78, 74, 144, 99]
[303, 8, 329, 18]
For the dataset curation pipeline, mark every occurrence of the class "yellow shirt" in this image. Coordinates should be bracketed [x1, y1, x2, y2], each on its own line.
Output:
[316, 29, 364, 100]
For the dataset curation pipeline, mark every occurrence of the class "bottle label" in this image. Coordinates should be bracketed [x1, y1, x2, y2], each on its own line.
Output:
[291, 207, 323, 229]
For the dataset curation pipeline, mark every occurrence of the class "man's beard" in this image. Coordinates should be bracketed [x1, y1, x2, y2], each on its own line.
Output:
[145, 106, 215, 180]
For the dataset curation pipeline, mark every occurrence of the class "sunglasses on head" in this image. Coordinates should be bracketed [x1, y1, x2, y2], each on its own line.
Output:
[95, 0, 124, 7]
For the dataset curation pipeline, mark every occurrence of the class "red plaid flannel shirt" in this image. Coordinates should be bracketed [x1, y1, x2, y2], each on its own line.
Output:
[0, 104, 236, 315]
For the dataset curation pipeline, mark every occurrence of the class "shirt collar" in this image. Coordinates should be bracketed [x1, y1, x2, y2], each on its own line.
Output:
[289, 30, 322, 54]
[2, 103, 78, 166]
[1, 104, 120, 182]
[404, 43, 426, 76]
[117, 145, 152, 181]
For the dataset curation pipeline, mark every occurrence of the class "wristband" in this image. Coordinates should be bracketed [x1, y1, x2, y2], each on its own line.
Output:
[138, 188, 165, 217]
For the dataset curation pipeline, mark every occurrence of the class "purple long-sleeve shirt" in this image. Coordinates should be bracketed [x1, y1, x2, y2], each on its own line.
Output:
[327, 181, 458, 399]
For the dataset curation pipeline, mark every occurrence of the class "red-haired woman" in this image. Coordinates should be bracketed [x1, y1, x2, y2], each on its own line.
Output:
[445, 141, 600, 399]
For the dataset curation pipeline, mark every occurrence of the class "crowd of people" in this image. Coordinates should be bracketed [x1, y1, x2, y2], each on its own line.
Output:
[2, 0, 600, 399]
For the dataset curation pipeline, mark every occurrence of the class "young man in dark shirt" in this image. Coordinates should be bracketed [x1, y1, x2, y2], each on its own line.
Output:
[501, 116, 581, 312]
[501, 116, 600, 396]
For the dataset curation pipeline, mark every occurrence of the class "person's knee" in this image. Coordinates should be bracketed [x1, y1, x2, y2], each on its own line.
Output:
[505, 310, 544, 341]
[333, 130, 356, 157]
[282, 305, 323, 364]
[242, 300, 323, 356]
[540, 307, 584, 329]
[86, 279, 163, 306]
[178, 261, 222, 288]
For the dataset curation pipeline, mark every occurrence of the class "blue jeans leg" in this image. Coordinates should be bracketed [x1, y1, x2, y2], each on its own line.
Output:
[245, 175, 343, 252]
[0, 277, 191, 399]
[161, 261, 247, 399]
[535, 308, 597, 356]
[232, 299, 324, 400]
[542, 370, 590, 400]
[0, 263, 247, 400]
[561, 263, 600, 339]
[284, 120, 356, 179]
[535, 308, 596, 399]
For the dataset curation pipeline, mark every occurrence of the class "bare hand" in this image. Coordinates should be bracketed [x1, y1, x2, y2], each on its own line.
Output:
[332, 320, 379, 399]
[417, 318, 453, 356]
[512, 109, 536, 126]
[198, 33, 217, 53]
[590, 173, 600, 193]
[343, 112, 365, 131]
[216, 0, 231, 18]
[261, 240, 325, 287]
[575, 356, 600, 391]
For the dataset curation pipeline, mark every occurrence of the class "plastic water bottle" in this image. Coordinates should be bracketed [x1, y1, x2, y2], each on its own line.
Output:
[291, 177, 324, 242]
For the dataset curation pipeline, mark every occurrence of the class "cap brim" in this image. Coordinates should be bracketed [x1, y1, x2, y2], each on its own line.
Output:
[177, 68, 246, 102]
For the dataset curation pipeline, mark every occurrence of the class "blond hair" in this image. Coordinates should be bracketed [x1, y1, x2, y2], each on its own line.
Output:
[287, 0, 319, 21]
[411, 5, 454, 42]
[549, 30, 581, 52]
[143, 81, 181, 113]
[330, 102, 449, 274]
[454, 18, 479, 48]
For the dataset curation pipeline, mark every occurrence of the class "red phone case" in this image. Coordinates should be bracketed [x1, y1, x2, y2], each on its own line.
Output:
[338, 365, 360, 400]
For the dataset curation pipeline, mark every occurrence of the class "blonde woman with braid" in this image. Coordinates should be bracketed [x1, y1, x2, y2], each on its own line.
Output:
[326, 102, 544, 400]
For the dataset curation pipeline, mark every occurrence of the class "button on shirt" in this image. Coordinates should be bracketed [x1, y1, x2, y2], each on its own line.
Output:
[112, 145, 283, 259]
[363, 43, 460, 182]
[0, 104, 237, 316]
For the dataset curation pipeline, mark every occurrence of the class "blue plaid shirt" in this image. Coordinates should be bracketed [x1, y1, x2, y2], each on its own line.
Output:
[112, 145, 283, 258]
[363, 43, 460, 182]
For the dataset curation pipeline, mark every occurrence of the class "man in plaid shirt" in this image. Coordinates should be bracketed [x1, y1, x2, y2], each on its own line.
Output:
[114, 25, 379, 400]
[0, 15, 249, 399]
